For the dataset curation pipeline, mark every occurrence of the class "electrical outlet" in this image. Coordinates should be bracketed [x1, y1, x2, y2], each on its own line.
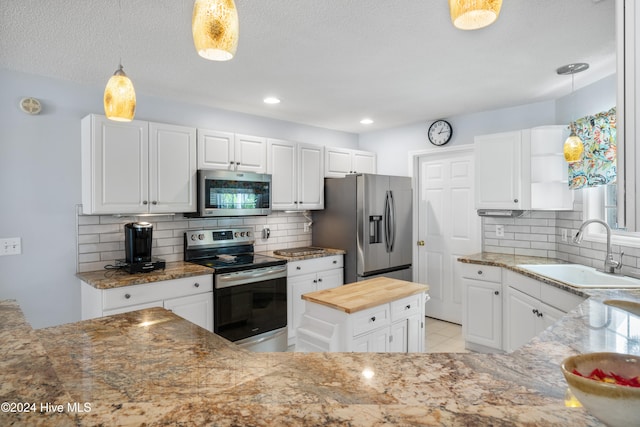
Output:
[0, 238, 21, 256]
[304, 223, 311, 233]
[561, 229, 568, 242]
[495, 225, 504, 238]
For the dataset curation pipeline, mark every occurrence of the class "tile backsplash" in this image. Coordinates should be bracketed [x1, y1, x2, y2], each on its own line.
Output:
[76, 207, 312, 273]
[481, 193, 640, 279]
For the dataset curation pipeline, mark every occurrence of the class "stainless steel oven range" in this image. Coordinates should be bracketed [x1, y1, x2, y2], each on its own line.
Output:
[184, 227, 287, 352]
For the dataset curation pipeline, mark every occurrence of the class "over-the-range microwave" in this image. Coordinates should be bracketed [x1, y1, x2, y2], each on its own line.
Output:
[190, 169, 272, 217]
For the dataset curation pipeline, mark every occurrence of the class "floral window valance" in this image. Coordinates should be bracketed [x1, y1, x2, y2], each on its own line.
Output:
[568, 107, 617, 190]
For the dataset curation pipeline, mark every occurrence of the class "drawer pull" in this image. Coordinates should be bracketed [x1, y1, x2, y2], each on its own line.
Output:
[313, 279, 317, 283]
[333, 260, 337, 264]
[405, 304, 411, 310]
[318, 278, 322, 282]
[532, 309, 539, 315]
[125, 293, 131, 299]
[494, 291, 499, 296]
[194, 282, 200, 288]
[477, 270, 483, 275]
[370, 316, 376, 322]
[296, 266, 301, 270]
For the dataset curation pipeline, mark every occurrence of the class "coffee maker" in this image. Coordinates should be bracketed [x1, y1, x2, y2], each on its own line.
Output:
[120, 222, 165, 273]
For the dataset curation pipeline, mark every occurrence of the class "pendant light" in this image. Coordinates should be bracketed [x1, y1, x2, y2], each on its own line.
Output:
[192, 0, 239, 61]
[103, 0, 136, 121]
[449, 0, 503, 30]
[557, 63, 589, 163]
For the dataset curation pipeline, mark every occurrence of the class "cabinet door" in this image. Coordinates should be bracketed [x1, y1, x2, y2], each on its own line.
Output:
[164, 292, 213, 332]
[389, 319, 408, 353]
[325, 147, 353, 177]
[316, 268, 343, 291]
[475, 131, 529, 210]
[197, 129, 234, 169]
[82, 115, 149, 214]
[352, 328, 389, 352]
[298, 143, 324, 208]
[504, 287, 538, 352]
[539, 301, 565, 333]
[287, 274, 317, 342]
[406, 313, 424, 353]
[462, 278, 502, 350]
[268, 139, 297, 210]
[235, 134, 267, 173]
[149, 123, 197, 213]
[352, 150, 377, 174]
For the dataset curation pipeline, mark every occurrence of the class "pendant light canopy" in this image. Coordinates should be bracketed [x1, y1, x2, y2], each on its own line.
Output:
[557, 63, 589, 163]
[104, 64, 136, 122]
[192, 0, 239, 61]
[449, 0, 503, 30]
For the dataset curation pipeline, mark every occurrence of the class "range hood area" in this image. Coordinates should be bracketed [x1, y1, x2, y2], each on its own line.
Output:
[476, 209, 525, 218]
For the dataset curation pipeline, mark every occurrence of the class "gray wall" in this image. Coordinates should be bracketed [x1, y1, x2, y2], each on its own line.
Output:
[0, 68, 358, 328]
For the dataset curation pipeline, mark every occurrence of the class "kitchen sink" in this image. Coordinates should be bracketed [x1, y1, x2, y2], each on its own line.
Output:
[517, 264, 640, 288]
[273, 247, 327, 257]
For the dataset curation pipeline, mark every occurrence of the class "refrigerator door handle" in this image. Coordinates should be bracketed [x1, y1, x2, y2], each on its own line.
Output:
[384, 191, 395, 253]
[389, 190, 396, 252]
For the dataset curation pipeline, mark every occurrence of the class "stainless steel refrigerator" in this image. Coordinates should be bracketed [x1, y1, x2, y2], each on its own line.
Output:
[312, 174, 412, 284]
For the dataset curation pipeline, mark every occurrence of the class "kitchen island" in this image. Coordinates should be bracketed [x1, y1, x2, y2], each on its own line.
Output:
[3, 254, 639, 425]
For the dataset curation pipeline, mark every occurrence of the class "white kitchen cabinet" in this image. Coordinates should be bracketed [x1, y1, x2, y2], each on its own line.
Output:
[268, 139, 324, 210]
[287, 255, 344, 346]
[530, 126, 573, 210]
[296, 292, 425, 353]
[197, 129, 267, 173]
[324, 147, 377, 177]
[474, 130, 531, 210]
[80, 274, 213, 332]
[81, 114, 196, 214]
[460, 263, 503, 352]
[503, 269, 585, 352]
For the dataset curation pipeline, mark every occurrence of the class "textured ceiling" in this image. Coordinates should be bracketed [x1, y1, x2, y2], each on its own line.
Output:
[0, 0, 616, 133]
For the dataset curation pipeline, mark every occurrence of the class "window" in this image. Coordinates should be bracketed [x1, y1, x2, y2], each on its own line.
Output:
[582, 183, 640, 246]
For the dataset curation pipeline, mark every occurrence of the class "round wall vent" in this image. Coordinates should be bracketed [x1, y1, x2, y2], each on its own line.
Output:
[19, 97, 42, 115]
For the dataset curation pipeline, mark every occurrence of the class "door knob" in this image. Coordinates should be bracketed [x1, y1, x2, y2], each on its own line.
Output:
[417, 240, 425, 246]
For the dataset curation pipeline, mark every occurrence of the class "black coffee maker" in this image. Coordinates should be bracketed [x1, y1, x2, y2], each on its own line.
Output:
[121, 222, 165, 273]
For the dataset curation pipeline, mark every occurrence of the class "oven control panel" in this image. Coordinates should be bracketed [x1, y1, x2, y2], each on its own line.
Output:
[185, 227, 255, 248]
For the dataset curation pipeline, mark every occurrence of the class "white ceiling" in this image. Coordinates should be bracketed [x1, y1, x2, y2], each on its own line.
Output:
[0, 0, 616, 134]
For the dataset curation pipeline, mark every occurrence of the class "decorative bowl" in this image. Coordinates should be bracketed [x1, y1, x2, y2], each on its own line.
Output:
[561, 352, 640, 427]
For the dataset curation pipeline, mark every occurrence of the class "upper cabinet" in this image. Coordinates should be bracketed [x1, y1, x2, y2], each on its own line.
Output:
[267, 139, 324, 210]
[325, 147, 377, 177]
[81, 114, 196, 215]
[197, 129, 267, 173]
[475, 126, 572, 211]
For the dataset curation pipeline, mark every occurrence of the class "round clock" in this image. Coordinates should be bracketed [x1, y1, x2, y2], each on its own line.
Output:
[428, 119, 452, 146]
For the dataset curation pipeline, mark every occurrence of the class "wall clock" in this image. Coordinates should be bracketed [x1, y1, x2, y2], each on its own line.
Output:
[428, 119, 452, 146]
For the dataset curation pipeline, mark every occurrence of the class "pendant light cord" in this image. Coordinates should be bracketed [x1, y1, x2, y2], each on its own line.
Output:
[118, 0, 123, 67]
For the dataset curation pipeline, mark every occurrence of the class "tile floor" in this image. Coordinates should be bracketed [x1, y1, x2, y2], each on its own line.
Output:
[424, 317, 468, 353]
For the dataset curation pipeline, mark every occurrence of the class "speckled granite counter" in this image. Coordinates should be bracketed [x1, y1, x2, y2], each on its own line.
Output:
[77, 261, 214, 290]
[264, 247, 346, 261]
[7, 279, 640, 426]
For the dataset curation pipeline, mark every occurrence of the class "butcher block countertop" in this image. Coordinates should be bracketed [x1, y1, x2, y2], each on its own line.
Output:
[301, 277, 429, 313]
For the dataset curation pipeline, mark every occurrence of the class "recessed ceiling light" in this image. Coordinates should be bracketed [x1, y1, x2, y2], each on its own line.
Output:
[263, 97, 281, 104]
[360, 118, 374, 125]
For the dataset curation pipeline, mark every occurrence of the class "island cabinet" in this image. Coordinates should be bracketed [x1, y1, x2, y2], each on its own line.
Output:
[324, 147, 377, 177]
[267, 139, 325, 211]
[503, 270, 585, 352]
[80, 274, 214, 332]
[287, 255, 344, 346]
[296, 277, 428, 353]
[460, 263, 503, 353]
[197, 129, 267, 173]
[81, 114, 197, 215]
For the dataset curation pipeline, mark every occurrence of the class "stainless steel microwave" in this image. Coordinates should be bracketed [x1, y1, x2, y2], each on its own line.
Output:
[193, 170, 272, 217]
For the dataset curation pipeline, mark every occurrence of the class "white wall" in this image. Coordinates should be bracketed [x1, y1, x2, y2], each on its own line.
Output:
[0, 68, 358, 328]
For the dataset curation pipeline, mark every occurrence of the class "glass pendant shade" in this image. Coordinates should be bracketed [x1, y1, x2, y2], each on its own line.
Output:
[449, 0, 503, 30]
[563, 132, 584, 163]
[192, 0, 239, 61]
[104, 65, 136, 122]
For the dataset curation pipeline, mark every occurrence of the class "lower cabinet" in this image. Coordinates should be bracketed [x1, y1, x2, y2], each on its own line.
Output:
[80, 274, 214, 332]
[296, 292, 425, 353]
[287, 255, 344, 346]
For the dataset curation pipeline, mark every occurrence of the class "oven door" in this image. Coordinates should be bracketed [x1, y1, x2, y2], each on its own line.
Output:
[214, 265, 286, 343]
[198, 169, 272, 217]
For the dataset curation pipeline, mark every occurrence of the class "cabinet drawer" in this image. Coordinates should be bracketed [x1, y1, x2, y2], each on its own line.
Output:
[353, 304, 390, 336]
[460, 263, 501, 282]
[504, 270, 541, 299]
[103, 275, 213, 311]
[390, 294, 422, 322]
[287, 255, 344, 276]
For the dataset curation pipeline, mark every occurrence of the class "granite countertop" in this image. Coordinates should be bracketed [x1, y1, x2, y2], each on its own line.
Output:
[5, 253, 640, 425]
[302, 277, 429, 313]
[264, 247, 346, 261]
[77, 261, 214, 290]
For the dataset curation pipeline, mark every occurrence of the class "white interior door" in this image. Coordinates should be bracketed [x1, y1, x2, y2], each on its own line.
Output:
[416, 148, 480, 324]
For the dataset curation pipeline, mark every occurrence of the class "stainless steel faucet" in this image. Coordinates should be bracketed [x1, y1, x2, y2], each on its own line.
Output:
[573, 219, 623, 274]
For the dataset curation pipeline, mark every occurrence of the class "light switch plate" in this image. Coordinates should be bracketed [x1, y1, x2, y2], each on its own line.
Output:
[1, 238, 21, 256]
